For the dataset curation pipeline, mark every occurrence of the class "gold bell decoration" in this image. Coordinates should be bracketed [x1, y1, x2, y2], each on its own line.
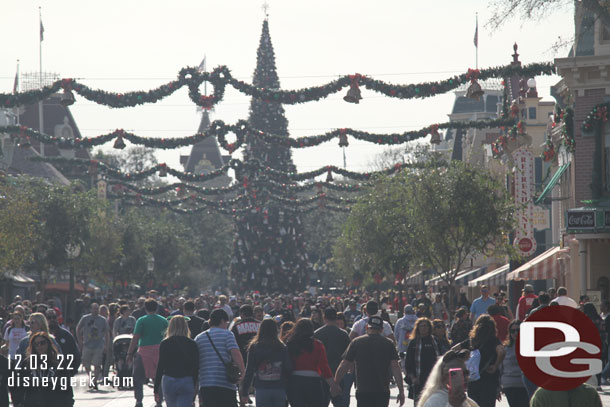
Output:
[60, 79, 76, 107]
[344, 74, 363, 104]
[429, 124, 441, 145]
[114, 130, 126, 149]
[465, 68, 484, 100]
[338, 129, 349, 147]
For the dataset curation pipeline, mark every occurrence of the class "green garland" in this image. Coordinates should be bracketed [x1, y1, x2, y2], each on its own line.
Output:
[33, 156, 421, 182]
[1, 63, 555, 109]
[490, 121, 527, 158]
[2, 116, 517, 152]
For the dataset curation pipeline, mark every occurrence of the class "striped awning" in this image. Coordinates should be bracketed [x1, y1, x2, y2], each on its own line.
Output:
[507, 246, 569, 281]
[535, 163, 570, 205]
[404, 270, 425, 286]
[426, 266, 487, 287]
[468, 264, 510, 287]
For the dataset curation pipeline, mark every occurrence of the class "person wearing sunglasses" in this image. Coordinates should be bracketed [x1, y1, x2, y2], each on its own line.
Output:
[11, 331, 74, 407]
[417, 350, 479, 407]
[500, 321, 528, 407]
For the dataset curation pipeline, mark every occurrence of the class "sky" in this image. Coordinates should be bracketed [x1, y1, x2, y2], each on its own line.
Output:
[1, 1, 575, 176]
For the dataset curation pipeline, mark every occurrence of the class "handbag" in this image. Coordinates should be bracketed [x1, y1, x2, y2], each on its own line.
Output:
[205, 332, 241, 384]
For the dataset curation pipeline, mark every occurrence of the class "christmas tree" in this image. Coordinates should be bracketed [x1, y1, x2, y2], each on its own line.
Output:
[230, 19, 310, 292]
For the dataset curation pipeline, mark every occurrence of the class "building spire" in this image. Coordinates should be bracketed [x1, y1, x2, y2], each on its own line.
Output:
[262, 2, 269, 20]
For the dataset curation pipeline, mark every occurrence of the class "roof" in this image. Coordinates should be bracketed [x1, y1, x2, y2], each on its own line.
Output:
[184, 110, 225, 173]
[3, 142, 70, 185]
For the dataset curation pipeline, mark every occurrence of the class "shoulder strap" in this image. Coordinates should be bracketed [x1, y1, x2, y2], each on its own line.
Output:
[205, 331, 227, 364]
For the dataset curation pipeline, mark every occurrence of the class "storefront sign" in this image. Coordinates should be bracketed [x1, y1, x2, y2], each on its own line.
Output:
[513, 148, 537, 256]
[566, 210, 595, 229]
[533, 207, 550, 230]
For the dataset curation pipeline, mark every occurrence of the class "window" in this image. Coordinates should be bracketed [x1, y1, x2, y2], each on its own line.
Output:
[521, 109, 527, 119]
[528, 107, 537, 120]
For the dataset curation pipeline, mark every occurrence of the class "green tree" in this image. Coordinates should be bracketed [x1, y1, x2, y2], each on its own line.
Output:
[335, 160, 514, 306]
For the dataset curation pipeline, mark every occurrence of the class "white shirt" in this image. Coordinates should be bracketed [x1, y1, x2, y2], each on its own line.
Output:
[351, 315, 393, 338]
[550, 295, 579, 309]
[421, 390, 478, 407]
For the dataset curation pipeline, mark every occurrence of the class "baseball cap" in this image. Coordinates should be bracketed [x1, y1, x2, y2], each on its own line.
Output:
[524, 284, 534, 293]
[367, 316, 384, 330]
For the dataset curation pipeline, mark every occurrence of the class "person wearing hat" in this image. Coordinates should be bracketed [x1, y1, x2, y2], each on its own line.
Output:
[394, 305, 418, 355]
[335, 316, 405, 407]
[516, 284, 538, 321]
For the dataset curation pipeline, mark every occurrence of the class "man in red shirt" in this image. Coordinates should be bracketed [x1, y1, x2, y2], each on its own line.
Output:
[516, 284, 538, 321]
[487, 305, 510, 343]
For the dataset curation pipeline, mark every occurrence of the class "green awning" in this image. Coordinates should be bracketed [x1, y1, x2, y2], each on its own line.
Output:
[535, 163, 570, 205]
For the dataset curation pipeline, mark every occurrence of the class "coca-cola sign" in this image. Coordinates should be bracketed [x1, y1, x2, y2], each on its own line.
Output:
[567, 211, 595, 229]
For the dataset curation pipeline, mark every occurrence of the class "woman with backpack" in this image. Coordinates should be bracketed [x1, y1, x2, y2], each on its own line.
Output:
[453, 315, 505, 407]
[285, 319, 340, 407]
[240, 319, 292, 407]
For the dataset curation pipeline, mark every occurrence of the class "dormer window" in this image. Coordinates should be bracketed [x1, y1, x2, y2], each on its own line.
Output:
[55, 116, 74, 139]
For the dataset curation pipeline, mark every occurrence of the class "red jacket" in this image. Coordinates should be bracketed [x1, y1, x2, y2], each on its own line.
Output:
[517, 293, 538, 321]
[491, 314, 510, 343]
[291, 339, 332, 379]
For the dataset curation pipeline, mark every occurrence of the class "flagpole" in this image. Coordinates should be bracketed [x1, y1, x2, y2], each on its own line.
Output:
[475, 13, 478, 70]
[15, 59, 20, 125]
[38, 6, 45, 155]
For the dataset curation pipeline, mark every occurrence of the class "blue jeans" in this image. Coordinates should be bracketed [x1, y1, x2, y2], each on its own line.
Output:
[133, 353, 163, 404]
[255, 387, 286, 407]
[162, 375, 196, 407]
[338, 372, 355, 407]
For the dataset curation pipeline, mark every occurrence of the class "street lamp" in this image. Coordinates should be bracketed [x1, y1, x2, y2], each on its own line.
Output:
[147, 256, 154, 290]
[65, 243, 81, 328]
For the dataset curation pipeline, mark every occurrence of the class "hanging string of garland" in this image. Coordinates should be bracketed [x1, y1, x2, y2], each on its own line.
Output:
[582, 102, 610, 133]
[121, 193, 352, 215]
[1, 62, 555, 109]
[490, 120, 528, 158]
[1, 115, 517, 152]
[540, 107, 574, 161]
[107, 178, 363, 197]
[32, 156, 423, 183]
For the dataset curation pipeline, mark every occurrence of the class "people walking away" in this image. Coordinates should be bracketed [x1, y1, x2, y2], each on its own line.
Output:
[453, 315, 505, 407]
[314, 307, 351, 407]
[526, 293, 550, 318]
[529, 383, 602, 407]
[195, 308, 245, 407]
[76, 303, 110, 390]
[154, 315, 198, 407]
[349, 300, 395, 341]
[231, 304, 261, 364]
[470, 286, 495, 323]
[487, 305, 509, 343]
[183, 300, 205, 339]
[394, 305, 417, 355]
[240, 319, 292, 407]
[335, 316, 405, 407]
[500, 320, 528, 407]
[516, 284, 537, 321]
[405, 317, 440, 403]
[417, 350, 479, 407]
[127, 298, 168, 407]
[549, 287, 579, 308]
[285, 318, 341, 407]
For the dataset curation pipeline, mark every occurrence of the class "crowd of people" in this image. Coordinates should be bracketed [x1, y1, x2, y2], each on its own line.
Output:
[0, 283, 605, 407]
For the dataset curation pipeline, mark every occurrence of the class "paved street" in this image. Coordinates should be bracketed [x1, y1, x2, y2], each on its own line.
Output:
[71, 371, 610, 407]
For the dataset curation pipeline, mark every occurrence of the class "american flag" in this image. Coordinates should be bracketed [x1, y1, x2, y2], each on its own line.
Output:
[473, 19, 478, 47]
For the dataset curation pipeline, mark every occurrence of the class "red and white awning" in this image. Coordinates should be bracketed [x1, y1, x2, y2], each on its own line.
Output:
[468, 264, 510, 287]
[506, 246, 569, 281]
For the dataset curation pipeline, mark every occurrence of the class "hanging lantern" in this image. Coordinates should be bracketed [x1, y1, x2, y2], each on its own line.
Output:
[114, 134, 126, 149]
[60, 79, 76, 107]
[158, 163, 167, 177]
[344, 74, 362, 104]
[338, 129, 349, 147]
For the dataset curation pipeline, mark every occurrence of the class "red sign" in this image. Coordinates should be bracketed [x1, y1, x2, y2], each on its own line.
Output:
[517, 237, 533, 252]
[516, 306, 602, 391]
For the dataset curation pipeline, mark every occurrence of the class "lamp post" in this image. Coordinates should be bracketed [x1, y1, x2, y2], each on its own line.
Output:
[65, 243, 81, 327]
[147, 256, 154, 291]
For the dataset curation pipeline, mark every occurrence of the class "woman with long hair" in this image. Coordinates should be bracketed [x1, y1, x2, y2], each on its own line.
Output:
[240, 319, 292, 407]
[453, 315, 505, 407]
[432, 319, 451, 355]
[280, 321, 294, 343]
[418, 350, 479, 407]
[500, 320, 527, 407]
[285, 319, 340, 407]
[3, 312, 28, 359]
[405, 317, 441, 403]
[154, 315, 198, 407]
[12, 331, 74, 407]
